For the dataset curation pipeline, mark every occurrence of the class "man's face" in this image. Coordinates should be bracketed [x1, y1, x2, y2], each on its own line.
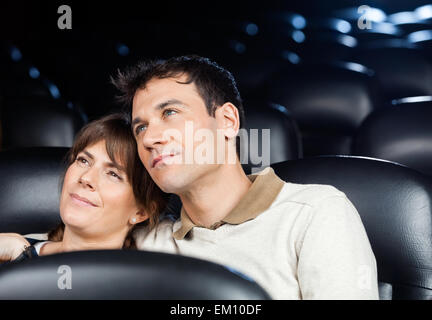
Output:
[131, 75, 223, 193]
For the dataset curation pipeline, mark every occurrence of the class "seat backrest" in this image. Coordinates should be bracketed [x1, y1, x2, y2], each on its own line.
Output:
[268, 63, 376, 156]
[353, 99, 432, 176]
[1, 98, 85, 148]
[271, 156, 432, 300]
[240, 102, 302, 172]
[353, 47, 432, 101]
[0, 250, 271, 299]
[0, 147, 68, 234]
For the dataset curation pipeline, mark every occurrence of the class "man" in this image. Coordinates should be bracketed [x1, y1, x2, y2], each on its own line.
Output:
[112, 55, 379, 299]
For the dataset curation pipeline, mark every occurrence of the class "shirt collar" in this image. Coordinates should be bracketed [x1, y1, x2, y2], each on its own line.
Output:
[173, 167, 285, 240]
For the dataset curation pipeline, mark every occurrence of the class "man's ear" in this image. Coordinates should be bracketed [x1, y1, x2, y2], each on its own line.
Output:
[214, 102, 240, 139]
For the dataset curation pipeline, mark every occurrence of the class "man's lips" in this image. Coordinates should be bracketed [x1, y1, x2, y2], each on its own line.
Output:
[152, 153, 179, 168]
[70, 193, 98, 207]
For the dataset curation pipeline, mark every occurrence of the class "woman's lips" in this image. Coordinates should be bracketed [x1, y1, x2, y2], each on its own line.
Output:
[70, 193, 98, 207]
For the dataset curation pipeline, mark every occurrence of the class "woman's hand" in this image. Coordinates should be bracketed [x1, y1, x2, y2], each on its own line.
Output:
[0, 233, 30, 262]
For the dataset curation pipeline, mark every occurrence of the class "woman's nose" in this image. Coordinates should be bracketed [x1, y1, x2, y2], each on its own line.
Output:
[78, 170, 96, 190]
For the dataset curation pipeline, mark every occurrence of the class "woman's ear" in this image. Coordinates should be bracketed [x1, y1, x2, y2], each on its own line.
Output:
[129, 210, 149, 225]
[215, 102, 240, 139]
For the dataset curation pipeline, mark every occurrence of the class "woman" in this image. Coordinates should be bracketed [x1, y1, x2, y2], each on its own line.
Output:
[0, 113, 167, 262]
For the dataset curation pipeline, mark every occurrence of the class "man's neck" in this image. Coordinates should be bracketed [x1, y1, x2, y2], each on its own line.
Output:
[178, 161, 252, 228]
[41, 227, 127, 255]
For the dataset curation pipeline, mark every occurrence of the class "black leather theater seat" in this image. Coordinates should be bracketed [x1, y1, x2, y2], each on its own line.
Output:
[241, 101, 302, 172]
[353, 98, 432, 176]
[1, 98, 85, 148]
[0, 250, 271, 300]
[353, 47, 432, 102]
[272, 156, 432, 300]
[0, 147, 68, 234]
[268, 62, 376, 156]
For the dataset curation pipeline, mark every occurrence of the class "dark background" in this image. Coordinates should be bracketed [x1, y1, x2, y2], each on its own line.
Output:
[2, 0, 431, 120]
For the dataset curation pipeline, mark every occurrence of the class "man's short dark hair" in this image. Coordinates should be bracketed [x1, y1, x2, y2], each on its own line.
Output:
[111, 55, 245, 128]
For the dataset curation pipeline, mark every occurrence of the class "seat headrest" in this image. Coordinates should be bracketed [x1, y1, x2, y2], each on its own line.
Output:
[0, 250, 271, 299]
[1, 98, 85, 148]
[354, 101, 432, 176]
[269, 64, 375, 132]
[354, 47, 432, 99]
[0, 147, 68, 234]
[241, 102, 302, 169]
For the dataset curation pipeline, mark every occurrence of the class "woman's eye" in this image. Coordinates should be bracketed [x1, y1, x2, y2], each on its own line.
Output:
[163, 109, 178, 118]
[108, 171, 122, 180]
[76, 156, 89, 166]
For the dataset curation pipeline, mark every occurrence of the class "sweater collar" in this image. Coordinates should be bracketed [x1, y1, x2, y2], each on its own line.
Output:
[173, 167, 285, 240]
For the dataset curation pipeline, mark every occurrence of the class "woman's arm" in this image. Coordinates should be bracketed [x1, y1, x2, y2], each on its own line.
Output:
[0, 233, 31, 262]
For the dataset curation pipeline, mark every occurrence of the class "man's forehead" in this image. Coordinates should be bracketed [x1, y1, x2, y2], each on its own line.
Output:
[139, 74, 193, 95]
[132, 76, 200, 115]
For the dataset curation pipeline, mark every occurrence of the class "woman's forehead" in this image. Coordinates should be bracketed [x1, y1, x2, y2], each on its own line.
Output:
[80, 140, 128, 168]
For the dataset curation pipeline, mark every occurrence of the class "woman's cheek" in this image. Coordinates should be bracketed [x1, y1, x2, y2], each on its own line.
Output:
[104, 185, 138, 222]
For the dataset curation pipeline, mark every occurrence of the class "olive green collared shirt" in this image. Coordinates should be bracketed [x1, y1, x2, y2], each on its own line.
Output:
[173, 167, 285, 240]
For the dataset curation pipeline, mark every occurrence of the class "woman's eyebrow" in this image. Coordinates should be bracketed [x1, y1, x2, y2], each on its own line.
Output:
[82, 150, 125, 172]
[105, 161, 126, 172]
[83, 150, 94, 159]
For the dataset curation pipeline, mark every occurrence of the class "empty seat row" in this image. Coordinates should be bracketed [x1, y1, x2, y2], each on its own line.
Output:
[231, 41, 432, 103]
[243, 96, 432, 177]
[2, 95, 432, 178]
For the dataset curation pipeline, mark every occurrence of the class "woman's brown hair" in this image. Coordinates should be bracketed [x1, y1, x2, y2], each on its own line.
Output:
[48, 113, 167, 249]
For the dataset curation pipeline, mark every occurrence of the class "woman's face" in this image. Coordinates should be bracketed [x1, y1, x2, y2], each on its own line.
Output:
[59, 140, 147, 239]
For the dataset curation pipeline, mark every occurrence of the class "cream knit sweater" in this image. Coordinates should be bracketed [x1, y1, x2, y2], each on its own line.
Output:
[134, 179, 379, 300]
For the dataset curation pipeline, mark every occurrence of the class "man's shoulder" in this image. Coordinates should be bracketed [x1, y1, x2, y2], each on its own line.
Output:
[274, 180, 348, 209]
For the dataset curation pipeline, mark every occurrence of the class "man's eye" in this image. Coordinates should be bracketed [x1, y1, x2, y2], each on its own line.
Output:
[135, 124, 147, 136]
[163, 109, 178, 118]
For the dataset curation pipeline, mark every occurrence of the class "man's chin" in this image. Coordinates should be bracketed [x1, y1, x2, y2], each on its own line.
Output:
[151, 169, 188, 194]
[157, 181, 185, 194]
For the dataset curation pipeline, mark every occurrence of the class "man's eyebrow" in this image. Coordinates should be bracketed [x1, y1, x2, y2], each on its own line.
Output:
[155, 98, 187, 110]
[131, 117, 143, 128]
[131, 99, 187, 128]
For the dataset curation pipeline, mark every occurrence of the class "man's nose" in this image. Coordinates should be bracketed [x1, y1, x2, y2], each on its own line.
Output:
[141, 122, 170, 149]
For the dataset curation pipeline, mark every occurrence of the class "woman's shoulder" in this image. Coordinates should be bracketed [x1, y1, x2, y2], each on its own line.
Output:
[25, 238, 43, 246]
[14, 238, 52, 261]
